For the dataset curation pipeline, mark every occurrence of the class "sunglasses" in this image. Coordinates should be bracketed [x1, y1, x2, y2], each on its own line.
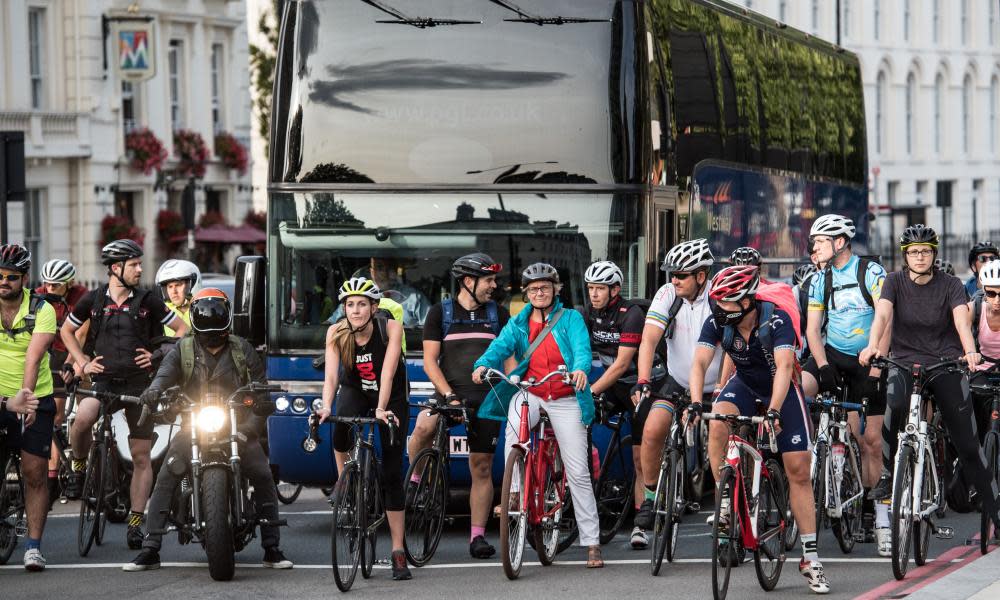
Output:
[978, 255, 997, 264]
[986, 290, 1000, 299]
[670, 272, 693, 281]
[0, 273, 22, 282]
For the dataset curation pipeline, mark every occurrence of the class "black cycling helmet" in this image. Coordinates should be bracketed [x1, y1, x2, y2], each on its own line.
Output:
[451, 253, 502, 279]
[968, 241, 999, 268]
[0, 244, 32, 274]
[792, 263, 818, 287]
[521, 262, 560, 285]
[730, 246, 762, 266]
[899, 224, 939, 249]
[101, 239, 144, 265]
[190, 288, 232, 333]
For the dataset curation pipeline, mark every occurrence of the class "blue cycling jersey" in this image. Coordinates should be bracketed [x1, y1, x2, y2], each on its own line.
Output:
[807, 255, 885, 356]
[697, 307, 797, 396]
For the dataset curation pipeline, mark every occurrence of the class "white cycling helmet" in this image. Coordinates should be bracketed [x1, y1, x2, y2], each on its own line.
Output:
[584, 261, 623, 286]
[40, 259, 77, 284]
[155, 259, 201, 299]
[662, 238, 714, 272]
[980, 260, 1000, 288]
[810, 214, 856, 239]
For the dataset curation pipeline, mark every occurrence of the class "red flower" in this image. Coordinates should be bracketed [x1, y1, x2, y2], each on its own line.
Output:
[214, 131, 249, 175]
[125, 128, 168, 175]
[173, 129, 210, 178]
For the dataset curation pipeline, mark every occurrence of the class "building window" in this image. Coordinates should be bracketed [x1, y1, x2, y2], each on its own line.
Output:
[811, 0, 819, 34]
[206, 189, 223, 215]
[168, 40, 184, 131]
[906, 73, 916, 155]
[887, 181, 899, 208]
[933, 0, 941, 44]
[992, 76, 999, 154]
[23, 190, 44, 282]
[992, 1, 998, 45]
[974, 179, 984, 236]
[873, 0, 880, 41]
[211, 43, 225, 134]
[121, 81, 141, 136]
[916, 180, 928, 206]
[903, 0, 911, 42]
[935, 73, 944, 154]
[28, 8, 45, 109]
[961, 0, 970, 45]
[964, 74, 973, 154]
[115, 191, 137, 224]
[779, 0, 787, 22]
[876, 70, 887, 154]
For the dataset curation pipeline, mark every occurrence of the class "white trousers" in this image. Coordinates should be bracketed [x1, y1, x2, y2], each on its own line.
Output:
[504, 392, 600, 547]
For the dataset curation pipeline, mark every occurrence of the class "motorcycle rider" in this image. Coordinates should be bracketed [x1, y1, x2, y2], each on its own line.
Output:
[124, 288, 292, 571]
[155, 259, 201, 336]
[62, 239, 189, 548]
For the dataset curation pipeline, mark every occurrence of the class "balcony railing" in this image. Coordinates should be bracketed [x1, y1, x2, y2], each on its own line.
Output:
[0, 111, 92, 158]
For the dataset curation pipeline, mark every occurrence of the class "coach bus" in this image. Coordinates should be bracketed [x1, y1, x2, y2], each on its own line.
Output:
[237, 0, 870, 489]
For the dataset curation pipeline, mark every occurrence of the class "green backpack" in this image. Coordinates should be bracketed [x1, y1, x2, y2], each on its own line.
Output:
[179, 336, 251, 386]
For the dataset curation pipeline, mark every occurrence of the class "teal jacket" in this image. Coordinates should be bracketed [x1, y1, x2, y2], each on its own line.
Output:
[474, 298, 594, 425]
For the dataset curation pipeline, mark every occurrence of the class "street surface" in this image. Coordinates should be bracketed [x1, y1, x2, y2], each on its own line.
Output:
[1, 489, 993, 599]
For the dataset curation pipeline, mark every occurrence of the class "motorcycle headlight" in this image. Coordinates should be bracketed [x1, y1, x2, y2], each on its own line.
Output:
[197, 406, 227, 433]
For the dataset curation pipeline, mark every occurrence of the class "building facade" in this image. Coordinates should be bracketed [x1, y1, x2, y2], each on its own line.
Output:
[741, 0, 1000, 271]
[0, 0, 253, 284]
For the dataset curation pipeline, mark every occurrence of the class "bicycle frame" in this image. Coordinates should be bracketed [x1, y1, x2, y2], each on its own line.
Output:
[511, 396, 566, 529]
[811, 395, 865, 519]
[342, 420, 386, 537]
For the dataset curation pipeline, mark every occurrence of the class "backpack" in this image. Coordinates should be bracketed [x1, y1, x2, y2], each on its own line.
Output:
[721, 282, 802, 375]
[822, 257, 879, 311]
[179, 335, 250, 386]
[311, 307, 401, 371]
[378, 297, 406, 353]
[82, 285, 159, 355]
[441, 298, 501, 337]
[973, 289, 985, 349]
[1, 293, 47, 338]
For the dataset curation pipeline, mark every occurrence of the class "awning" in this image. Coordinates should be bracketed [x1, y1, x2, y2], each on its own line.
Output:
[169, 224, 266, 244]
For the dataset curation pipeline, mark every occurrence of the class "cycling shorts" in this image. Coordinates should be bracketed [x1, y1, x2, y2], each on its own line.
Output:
[445, 386, 501, 455]
[802, 346, 886, 416]
[1, 395, 56, 459]
[91, 377, 153, 440]
[713, 376, 812, 454]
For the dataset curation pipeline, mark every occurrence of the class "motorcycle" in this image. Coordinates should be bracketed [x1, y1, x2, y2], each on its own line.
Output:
[144, 382, 285, 581]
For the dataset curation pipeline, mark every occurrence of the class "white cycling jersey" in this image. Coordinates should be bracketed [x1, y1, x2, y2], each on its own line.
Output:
[646, 283, 723, 392]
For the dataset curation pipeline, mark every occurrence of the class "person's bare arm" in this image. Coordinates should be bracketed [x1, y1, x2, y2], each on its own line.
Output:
[591, 346, 638, 396]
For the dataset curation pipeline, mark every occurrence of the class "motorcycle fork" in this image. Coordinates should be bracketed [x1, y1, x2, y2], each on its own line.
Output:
[189, 408, 204, 530]
[228, 405, 244, 527]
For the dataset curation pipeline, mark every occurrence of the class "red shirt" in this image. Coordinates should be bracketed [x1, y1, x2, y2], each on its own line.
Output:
[525, 318, 575, 400]
[35, 284, 88, 353]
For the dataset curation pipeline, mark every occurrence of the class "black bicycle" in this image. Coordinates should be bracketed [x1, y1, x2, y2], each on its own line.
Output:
[402, 398, 466, 566]
[649, 392, 694, 575]
[591, 394, 636, 545]
[0, 423, 26, 565]
[971, 354, 1000, 555]
[318, 412, 399, 592]
[75, 386, 142, 557]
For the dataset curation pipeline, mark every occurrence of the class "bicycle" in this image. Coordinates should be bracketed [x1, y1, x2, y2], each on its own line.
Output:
[591, 394, 635, 545]
[970, 354, 1000, 555]
[808, 392, 865, 553]
[317, 411, 399, 592]
[402, 397, 467, 566]
[74, 385, 143, 557]
[484, 366, 577, 580]
[0, 423, 26, 565]
[869, 356, 960, 581]
[650, 391, 694, 575]
[702, 412, 788, 600]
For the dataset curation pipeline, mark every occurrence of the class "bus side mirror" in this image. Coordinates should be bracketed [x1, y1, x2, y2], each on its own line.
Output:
[234, 256, 266, 347]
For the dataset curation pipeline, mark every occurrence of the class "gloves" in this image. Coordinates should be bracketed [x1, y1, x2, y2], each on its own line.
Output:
[818, 365, 842, 395]
[630, 381, 652, 405]
[139, 388, 160, 408]
[688, 402, 704, 417]
[765, 408, 782, 425]
[861, 375, 880, 407]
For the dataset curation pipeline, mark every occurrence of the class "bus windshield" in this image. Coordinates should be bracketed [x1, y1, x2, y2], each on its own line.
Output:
[268, 191, 642, 352]
[273, 0, 622, 185]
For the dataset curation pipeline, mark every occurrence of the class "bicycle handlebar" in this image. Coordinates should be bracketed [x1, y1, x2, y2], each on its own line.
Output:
[807, 395, 866, 413]
[702, 412, 778, 454]
[326, 414, 400, 447]
[869, 356, 965, 374]
[409, 400, 470, 421]
[482, 366, 570, 389]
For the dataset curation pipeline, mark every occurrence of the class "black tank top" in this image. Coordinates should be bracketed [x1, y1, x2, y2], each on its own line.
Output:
[341, 321, 407, 402]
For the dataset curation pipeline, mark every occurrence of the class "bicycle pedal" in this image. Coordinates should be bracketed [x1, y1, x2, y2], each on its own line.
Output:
[934, 525, 954, 540]
[444, 516, 455, 526]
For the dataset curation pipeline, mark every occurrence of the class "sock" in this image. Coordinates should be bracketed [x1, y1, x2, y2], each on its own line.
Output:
[72, 459, 86, 472]
[875, 502, 890, 528]
[644, 484, 656, 502]
[470, 525, 486, 543]
[26, 538, 40, 551]
[47, 469, 58, 479]
[800, 533, 818, 562]
[128, 511, 144, 528]
[410, 473, 421, 484]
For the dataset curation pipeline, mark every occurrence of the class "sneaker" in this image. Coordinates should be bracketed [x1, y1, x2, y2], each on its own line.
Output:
[23, 548, 46, 572]
[65, 470, 84, 500]
[127, 516, 145, 550]
[469, 535, 496, 559]
[634, 499, 655, 530]
[630, 526, 648, 549]
[391, 549, 412, 581]
[799, 558, 830, 594]
[706, 512, 715, 525]
[263, 547, 293, 569]
[123, 548, 160, 572]
[868, 475, 892, 501]
[876, 527, 892, 557]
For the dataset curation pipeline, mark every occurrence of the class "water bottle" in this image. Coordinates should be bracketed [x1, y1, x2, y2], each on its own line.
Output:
[832, 441, 846, 480]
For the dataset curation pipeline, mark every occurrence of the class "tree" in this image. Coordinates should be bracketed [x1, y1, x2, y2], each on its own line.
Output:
[249, 0, 280, 158]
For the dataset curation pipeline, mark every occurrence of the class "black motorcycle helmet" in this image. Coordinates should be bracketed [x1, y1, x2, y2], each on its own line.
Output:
[968, 241, 999, 268]
[190, 288, 232, 333]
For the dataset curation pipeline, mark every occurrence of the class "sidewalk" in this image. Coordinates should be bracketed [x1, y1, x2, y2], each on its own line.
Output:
[905, 547, 1000, 600]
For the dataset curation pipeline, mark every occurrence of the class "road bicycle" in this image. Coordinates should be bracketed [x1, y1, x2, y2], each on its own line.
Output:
[591, 393, 635, 545]
[870, 357, 960, 581]
[402, 398, 467, 566]
[484, 366, 577, 580]
[702, 412, 788, 600]
[0, 422, 26, 564]
[650, 391, 694, 575]
[970, 354, 1000, 555]
[808, 392, 865, 553]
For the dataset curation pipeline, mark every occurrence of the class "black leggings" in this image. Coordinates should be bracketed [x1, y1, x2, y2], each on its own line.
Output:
[333, 386, 407, 512]
[882, 368, 1000, 526]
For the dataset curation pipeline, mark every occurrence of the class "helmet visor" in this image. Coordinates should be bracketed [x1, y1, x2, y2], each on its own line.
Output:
[191, 298, 232, 332]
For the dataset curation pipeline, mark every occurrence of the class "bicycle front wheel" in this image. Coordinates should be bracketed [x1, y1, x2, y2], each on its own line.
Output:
[276, 482, 303, 505]
[361, 466, 381, 579]
[533, 451, 564, 566]
[832, 436, 863, 554]
[651, 449, 677, 575]
[913, 448, 934, 567]
[403, 449, 447, 567]
[0, 455, 24, 564]
[754, 460, 787, 591]
[891, 446, 916, 581]
[500, 448, 528, 580]
[330, 466, 363, 592]
[596, 437, 634, 545]
[982, 431, 1000, 555]
[77, 444, 103, 557]
[712, 467, 739, 600]
[812, 441, 828, 536]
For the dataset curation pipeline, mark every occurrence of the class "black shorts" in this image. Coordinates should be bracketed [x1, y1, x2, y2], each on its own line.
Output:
[602, 376, 684, 445]
[92, 376, 153, 440]
[802, 346, 886, 416]
[1, 395, 55, 459]
[49, 349, 70, 398]
[452, 387, 501, 455]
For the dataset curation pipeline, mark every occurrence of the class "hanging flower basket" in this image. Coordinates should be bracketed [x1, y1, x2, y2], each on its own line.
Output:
[124, 128, 168, 175]
[243, 209, 266, 231]
[174, 129, 210, 178]
[156, 209, 185, 240]
[100, 215, 145, 247]
[199, 210, 227, 229]
[215, 131, 249, 175]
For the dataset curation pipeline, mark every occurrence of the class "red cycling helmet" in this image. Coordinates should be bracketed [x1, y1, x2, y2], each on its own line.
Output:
[710, 265, 760, 302]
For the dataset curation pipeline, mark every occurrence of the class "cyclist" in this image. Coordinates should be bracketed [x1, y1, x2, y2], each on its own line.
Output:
[860, 224, 1000, 556]
[582, 259, 653, 548]
[800, 214, 887, 543]
[316, 277, 411, 581]
[34, 259, 88, 504]
[155, 259, 201, 336]
[124, 288, 292, 571]
[689, 265, 830, 594]
[631, 240, 723, 535]
[62, 239, 189, 549]
[965, 242, 999, 298]
[969, 261, 1000, 445]
[730, 246, 762, 266]
[792, 263, 818, 360]
[0, 243, 58, 571]
[472, 263, 603, 568]
[408, 253, 510, 559]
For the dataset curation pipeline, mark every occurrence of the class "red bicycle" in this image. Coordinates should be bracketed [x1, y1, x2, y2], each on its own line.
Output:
[702, 412, 790, 600]
[484, 366, 575, 580]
